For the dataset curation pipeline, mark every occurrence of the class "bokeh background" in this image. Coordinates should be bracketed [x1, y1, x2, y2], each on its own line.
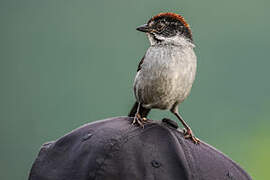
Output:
[1, 0, 269, 179]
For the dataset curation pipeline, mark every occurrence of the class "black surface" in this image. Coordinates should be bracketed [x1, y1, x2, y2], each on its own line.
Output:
[28, 117, 252, 180]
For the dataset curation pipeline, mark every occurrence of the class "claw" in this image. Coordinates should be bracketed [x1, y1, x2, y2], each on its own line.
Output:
[184, 128, 200, 144]
[142, 117, 148, 122]
[132, 114, 148, 128]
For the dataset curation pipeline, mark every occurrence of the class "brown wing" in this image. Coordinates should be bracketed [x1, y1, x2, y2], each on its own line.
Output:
[137, 54, 145, 72]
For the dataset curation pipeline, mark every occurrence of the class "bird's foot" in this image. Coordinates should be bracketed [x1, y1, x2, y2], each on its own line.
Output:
[183, 128, 200, 144]
[132, 113, 148, 128]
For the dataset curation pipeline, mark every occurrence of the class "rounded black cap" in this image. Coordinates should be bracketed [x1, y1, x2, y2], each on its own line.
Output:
[28, 117, 252, 180]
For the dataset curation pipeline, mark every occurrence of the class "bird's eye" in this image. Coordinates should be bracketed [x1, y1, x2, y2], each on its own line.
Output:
[156, 23, 165, 31]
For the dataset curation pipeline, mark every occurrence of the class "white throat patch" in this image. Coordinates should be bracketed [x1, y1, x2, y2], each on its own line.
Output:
[147, 33, 195, 48]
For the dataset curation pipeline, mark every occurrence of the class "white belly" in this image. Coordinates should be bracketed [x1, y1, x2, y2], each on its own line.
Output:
[134, 45, 197, 110]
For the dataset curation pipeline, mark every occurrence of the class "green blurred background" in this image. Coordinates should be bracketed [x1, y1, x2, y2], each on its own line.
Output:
[0, 0, 269, 179]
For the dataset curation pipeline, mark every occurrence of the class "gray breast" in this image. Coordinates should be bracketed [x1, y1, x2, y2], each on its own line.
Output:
[134, 45, 197, 110]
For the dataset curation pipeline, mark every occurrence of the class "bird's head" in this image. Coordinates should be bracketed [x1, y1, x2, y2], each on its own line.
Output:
[136, 12, 193, 46]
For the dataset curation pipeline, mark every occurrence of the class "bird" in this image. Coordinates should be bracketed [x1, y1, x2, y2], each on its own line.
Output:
[128, 12, 199, 144]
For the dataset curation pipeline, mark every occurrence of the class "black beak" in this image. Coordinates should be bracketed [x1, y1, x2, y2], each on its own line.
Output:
[136, 24, 150, 32]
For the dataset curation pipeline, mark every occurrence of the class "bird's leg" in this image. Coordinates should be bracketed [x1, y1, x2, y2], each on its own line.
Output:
[171, 108, 200, 144]
[132, 103, 148, 127]
[133, 113, 144, 127]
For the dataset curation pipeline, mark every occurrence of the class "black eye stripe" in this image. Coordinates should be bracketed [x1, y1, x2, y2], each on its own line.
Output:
[150, 17, 193, 41]
[161, 29, 171, 36]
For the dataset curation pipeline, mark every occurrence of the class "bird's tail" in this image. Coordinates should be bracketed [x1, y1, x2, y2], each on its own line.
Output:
[128, 102, 151, 118]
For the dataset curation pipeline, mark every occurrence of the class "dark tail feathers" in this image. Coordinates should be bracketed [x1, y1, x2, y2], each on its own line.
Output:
[128, 102, 151, 118]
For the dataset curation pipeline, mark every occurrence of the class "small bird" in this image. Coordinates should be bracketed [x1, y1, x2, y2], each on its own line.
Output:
[128, 12, 199, 143]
